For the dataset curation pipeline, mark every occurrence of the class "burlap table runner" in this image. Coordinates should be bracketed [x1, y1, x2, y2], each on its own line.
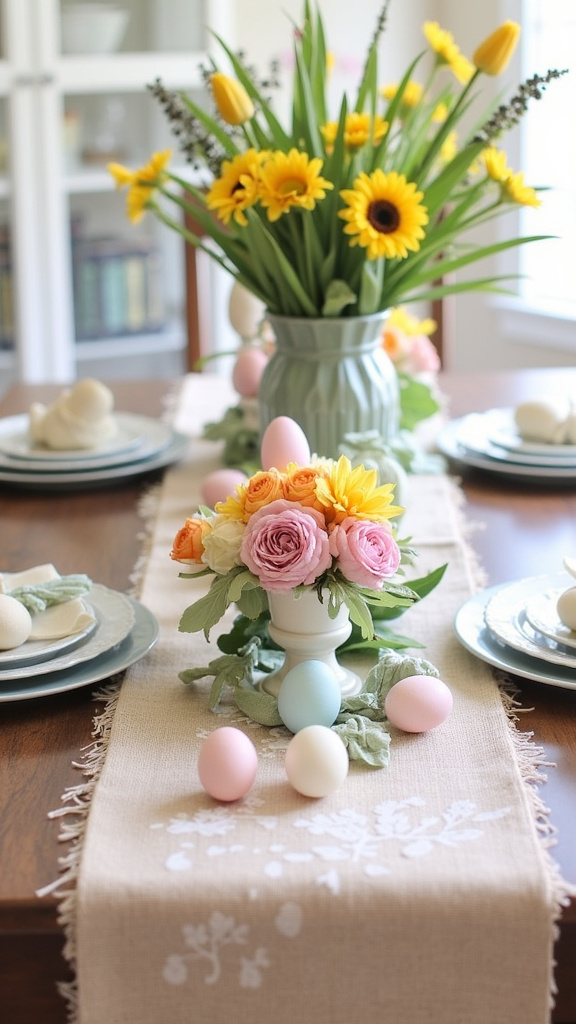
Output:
[56, 374, 570, 1023]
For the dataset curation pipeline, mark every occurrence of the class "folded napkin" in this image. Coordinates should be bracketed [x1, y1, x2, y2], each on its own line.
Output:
[1, 564, 95, 640]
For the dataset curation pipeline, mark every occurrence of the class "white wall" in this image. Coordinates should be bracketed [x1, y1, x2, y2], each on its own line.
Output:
[235, 0, 574, 371]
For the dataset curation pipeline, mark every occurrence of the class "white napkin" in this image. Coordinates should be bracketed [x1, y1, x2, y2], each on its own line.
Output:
[0, 564, 96, 640]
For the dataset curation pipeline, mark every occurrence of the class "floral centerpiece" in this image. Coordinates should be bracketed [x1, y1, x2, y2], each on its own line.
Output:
[110, 5, 561, 317]
[108, 2, 564, 456]
[169, 451, 445, 764]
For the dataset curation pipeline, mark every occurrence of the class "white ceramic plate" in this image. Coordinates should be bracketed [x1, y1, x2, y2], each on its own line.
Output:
[0, 413, 174, 470]
[487, 412, 576, 458]
[524, 588, 576, 650]
[0, 584, 135, 681]
[0, 606, 97, 668]
[456, 413, 576, 467]
[0, 596, 158, 702]
[0, 432, 189, 490]
[454, 579, 576, 691]
[0, 412, 144, 461]
[436, 419, 576, 481]
[484, 573, 576, 669]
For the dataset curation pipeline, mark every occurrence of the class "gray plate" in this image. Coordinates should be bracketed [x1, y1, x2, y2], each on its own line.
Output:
[0, 595, 158, 701]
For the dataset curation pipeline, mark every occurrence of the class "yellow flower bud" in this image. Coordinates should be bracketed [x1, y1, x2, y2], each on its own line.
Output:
[211, 72, 255, 125]
[473, 21, 520, 76]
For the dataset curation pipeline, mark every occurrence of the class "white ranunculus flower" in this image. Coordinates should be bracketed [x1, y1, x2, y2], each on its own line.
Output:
[201, 516, 245, 575]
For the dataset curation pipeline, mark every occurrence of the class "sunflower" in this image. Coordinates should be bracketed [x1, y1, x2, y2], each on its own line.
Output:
[206, 149, 262, 226]
[320, 112, 388, 153]
[339, 170, 428, 261]
[423, 21, 475, 84]
[315, 456, 403, 526]
[501, 170, 541, 207]
[257, 148, 333, 222]
[108, 149, 172, 224]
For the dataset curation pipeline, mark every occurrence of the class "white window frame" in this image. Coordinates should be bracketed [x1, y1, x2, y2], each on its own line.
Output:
[494, 0, 576, 353]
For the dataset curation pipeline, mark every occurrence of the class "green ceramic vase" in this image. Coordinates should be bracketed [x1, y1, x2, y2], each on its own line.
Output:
[259, 311, 399, 459]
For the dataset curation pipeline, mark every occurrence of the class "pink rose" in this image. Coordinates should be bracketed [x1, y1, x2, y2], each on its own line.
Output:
[400, 335, 440, 375]
[329, 517, 400, 588]
[240, 499, 332, 593]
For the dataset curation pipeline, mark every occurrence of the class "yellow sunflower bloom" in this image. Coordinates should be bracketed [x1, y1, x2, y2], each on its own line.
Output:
[258, 149, 333, 222]
[206, 149, 262, 226]
[482, 146, 509, 183]
[315, 455, 403, 526]
[339, 170, 428, 261]
[320, 113, 388, 153]
[381, 81, 423, 109]
[423, 21, 475, 84]
[501, 170, 541, 207]
[108, 149, 172, 224]
[473, 21, 520, 76]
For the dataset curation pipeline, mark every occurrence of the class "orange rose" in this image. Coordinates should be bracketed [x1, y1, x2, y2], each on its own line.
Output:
[170, 517, 210, 563]
[240, 469, 285, 520]
[283, 465, 326, 513]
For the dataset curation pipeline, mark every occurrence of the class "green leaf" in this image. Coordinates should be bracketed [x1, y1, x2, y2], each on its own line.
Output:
[234, 687, 283, 726]
[236, 585, 269, 620]
[332, 715, 391, 768]
[371, 563, 448, 620]
[398, 374, 440, 431]
[178, 569, 241, 639]
[321, 279, 357, 316]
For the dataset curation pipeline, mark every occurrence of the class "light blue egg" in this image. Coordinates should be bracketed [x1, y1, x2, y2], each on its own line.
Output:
[277, 660, 342, 734]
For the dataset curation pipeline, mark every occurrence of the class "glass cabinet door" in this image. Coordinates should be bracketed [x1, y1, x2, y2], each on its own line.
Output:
[0, 0, 234, 387]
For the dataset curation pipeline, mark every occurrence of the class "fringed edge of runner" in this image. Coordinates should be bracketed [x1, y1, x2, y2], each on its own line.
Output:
[35, 385, 179, 1023]
[447, 470, 576, 1016]
[498, 677, 576, 1015]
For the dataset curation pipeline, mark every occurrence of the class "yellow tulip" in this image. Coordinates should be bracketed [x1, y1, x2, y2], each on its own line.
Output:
[210, 73, 255, 125]
[473, 21, 521, 76]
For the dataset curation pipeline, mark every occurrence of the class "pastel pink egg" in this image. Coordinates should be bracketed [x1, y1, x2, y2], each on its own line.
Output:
[201, 468, 247, 507]
[384, 675, 453, 733]
[198, 727, 258, 802]
[232, 347, 269, 397]
[261, 416, 311, 471]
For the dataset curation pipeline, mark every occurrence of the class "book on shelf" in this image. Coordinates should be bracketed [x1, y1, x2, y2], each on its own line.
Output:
[72, 235, 167, 341]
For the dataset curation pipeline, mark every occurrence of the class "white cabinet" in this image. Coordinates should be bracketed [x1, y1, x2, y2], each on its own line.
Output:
[0, 0, 234, 388]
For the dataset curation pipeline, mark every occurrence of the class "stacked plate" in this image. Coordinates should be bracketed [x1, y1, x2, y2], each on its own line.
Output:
[0, 582, 159, 702]
[455, 571, 576, 690]
[0, 412, 189, 490]
[436, 407, 576, 482]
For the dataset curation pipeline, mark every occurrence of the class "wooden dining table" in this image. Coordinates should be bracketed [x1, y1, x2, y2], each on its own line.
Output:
[0, 368, 575, 1024]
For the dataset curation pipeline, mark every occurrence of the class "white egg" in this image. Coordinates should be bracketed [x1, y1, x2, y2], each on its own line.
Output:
[261, 416, 311, 471]
[557, 587, 576, 631]
[0, 594, 33, 650]
[284, 725, 348, 797]
[228, 281, 265, 339]
[514, 400, 569, 443]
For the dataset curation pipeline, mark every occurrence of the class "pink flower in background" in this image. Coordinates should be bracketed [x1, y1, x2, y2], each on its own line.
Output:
[241, 499, 331, 593]
[329, 516, 400, 588]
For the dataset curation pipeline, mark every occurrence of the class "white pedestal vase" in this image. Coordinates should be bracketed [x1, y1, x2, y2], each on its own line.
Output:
[261, 589, 362, 698]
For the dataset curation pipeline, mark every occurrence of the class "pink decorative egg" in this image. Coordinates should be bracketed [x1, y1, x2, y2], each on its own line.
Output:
[261, 416, 311, 471]
[201, 468, 247, 508]
[198, 727, 258, 802]
[384, 675, 453, 733]
[232, 347, 269, 397]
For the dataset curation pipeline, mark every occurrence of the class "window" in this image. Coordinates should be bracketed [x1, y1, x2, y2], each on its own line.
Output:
[518, 0, 576, 318]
